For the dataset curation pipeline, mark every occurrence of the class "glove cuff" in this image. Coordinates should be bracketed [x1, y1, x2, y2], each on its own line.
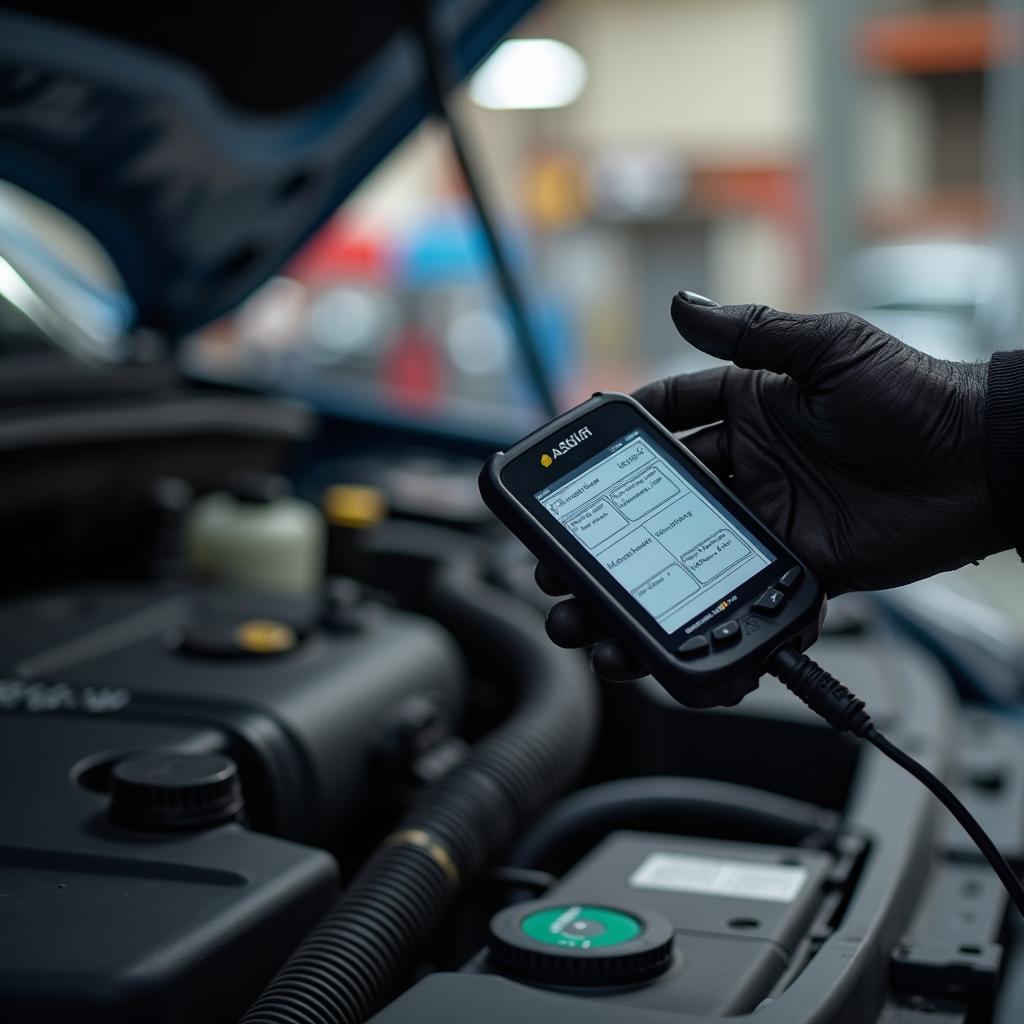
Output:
[986, 349, 1024, 560]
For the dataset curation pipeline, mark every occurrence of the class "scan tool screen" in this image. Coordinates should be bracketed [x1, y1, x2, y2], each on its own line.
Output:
[535, 429, 775, 635]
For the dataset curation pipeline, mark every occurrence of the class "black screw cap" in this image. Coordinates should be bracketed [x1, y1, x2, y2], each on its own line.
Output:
[488, 900, 674, 987]
[108, 752, 244, 831]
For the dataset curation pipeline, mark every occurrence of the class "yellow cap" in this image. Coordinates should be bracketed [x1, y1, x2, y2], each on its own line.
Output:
[233, 619, 297, 655]
[323, 484, 387, 529]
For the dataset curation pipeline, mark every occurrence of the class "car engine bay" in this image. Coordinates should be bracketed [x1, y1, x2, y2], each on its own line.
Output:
[0, 380, 1022, 1024]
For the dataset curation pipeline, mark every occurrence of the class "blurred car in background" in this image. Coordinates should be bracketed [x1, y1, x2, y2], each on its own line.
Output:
[843, 240, 1021, 361]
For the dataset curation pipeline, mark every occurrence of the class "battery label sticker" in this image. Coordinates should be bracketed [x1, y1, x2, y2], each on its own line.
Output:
[629, 852, 809, 903]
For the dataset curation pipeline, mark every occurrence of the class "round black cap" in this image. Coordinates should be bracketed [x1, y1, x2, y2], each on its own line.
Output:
[108, 752, 244, 831]
[225, 470, 292, 504]
[488, 900, 674, 987]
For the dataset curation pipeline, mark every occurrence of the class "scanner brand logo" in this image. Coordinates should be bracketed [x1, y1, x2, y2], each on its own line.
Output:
[542, 426, 593, 466]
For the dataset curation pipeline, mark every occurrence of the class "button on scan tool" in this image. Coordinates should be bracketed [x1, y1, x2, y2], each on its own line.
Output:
[711, 620, 740, 646]
[778, 566, 803, 591]
[753, 588, 786, 615]
[677, 635, 709, 659]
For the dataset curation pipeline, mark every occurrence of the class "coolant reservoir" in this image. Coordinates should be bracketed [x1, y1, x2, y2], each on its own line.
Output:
[185, 471, 326, 596]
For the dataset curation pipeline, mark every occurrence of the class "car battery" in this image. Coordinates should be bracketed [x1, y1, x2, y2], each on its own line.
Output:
[469, 830, 834, 1016]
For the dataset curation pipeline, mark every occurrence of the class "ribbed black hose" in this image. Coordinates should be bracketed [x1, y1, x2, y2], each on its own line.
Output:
[240, 554, 598, 1024]
[507, 777, 843, 873]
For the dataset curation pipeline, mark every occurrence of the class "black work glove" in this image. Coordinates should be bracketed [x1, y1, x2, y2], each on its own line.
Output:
[538, 291, 1004, 681]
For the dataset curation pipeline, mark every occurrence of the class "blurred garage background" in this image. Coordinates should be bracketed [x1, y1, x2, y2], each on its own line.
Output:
[3, 0, 1023, 624]
[174, 1, 1023, 409]
[171, 0, 1024, 628]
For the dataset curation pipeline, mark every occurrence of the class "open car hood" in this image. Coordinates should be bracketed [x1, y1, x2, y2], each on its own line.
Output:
[0, 1, 536, 339]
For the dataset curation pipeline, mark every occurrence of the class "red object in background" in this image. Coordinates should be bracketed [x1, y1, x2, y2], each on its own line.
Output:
[857, 12, 1021, 74]
[287, 217, 393, 285]
[690, 162, 815, 293]
[382, 325, 446, 409]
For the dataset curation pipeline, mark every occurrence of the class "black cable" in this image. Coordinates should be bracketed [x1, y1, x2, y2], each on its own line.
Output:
[864, 727, 1024, 918]
[408, 0, 559, 417]
[506, 776, 843, 872]
[768, 646, 1024, 922]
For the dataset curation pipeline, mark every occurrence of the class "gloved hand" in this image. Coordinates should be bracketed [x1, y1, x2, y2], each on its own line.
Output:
[539, 291, 1005, 681]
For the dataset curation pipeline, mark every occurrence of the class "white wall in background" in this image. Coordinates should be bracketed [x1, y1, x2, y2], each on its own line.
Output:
[551, 0, 810, 158]
[857, 74, 933, 204]
[707, 215, 797, 309]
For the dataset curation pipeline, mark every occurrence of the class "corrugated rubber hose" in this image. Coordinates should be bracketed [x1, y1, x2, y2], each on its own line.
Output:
[240, 551, 599, 1024]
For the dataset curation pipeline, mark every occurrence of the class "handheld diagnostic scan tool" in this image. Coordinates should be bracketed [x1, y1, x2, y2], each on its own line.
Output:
[480, 393, 827, 709]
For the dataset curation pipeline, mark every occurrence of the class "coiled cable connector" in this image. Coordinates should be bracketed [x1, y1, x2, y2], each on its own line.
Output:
[768, 646, 874, 737]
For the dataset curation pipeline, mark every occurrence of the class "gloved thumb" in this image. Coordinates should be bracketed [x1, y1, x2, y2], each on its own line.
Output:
[670, 291, 848, 383]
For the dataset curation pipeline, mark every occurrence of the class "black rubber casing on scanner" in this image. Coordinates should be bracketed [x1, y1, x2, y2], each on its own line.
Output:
[480, 393, 826, 709]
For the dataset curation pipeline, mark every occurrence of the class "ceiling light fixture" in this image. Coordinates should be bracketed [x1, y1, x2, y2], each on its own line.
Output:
[469, 38, 587, 111]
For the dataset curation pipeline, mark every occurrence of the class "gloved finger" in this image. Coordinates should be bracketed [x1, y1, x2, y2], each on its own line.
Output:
[590, 640, 647, 682]
[545, 598, 606, 648]
[670, 291, 868, 386]
[534, 561, 571, 597]
[631, 366, 729, 432]
[682, 424, 730, 477]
